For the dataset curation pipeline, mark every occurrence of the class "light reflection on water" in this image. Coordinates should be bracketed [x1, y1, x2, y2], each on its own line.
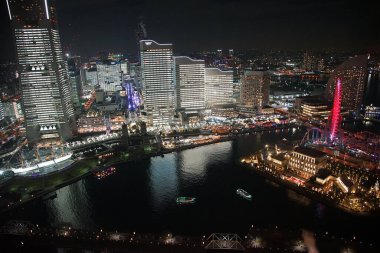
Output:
[148, 153, 179, 212]
[5, 129, 380, 241]
[46, 180, 94, 229]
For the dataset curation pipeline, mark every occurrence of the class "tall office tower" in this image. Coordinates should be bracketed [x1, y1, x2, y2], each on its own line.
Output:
[240, 70, 270, 112]
[140, 40, 174, 127]
[325, 55, 368, 112]
[67, 56, 82, 108]
[205, 68, 233, 107]
[7, 0, 75, 143]
[96, 60, 123, 93]
[174, 56, 205, 114]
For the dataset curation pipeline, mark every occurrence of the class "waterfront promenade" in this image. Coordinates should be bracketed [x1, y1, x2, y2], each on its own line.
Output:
[0, 124, 300, 214]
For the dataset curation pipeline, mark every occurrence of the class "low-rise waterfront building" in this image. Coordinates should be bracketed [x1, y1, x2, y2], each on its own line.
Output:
[288, 146, 327, 180]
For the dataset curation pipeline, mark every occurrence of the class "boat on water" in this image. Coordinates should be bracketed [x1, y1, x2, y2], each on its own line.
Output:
[236, 188, 252, 200]
[176, 197, 196, 205]
[94, 167, 116, 180]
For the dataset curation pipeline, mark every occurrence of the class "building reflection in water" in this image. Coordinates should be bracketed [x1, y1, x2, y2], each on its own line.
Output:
[177, 142, 232, 181]
[46, 180, 94, 229]
[148, 153, 179, 212]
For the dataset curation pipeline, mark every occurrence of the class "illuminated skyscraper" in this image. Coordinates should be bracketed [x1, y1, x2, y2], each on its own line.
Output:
[96, 60, 123, 93]
[325, 55, 368, 112]
[240, 70, 270, 112]
[205, 68, 233, 107]
[7, 0, 75, 143]
[140, 40, 174, 127]
[174, 56, 205, 114]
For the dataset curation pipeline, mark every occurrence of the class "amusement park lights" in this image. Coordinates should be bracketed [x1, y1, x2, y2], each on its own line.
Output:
[329, 77, 342, 142]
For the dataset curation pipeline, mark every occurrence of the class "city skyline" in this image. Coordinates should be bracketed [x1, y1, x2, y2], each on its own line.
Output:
[1, 0, 380, 62]
[1, 1, 380, 252]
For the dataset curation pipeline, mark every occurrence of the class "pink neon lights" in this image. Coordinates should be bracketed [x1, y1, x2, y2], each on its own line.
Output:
[329, 78, 342, 141]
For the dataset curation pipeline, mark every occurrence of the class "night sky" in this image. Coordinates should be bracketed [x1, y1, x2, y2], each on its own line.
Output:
[1, 0, 379, 62]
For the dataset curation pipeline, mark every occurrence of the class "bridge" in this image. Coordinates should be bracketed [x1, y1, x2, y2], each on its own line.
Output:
[205, 233, 245, 251]
[0, 222, 375, 253]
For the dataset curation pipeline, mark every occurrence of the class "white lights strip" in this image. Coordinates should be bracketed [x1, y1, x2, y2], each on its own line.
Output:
[6, 0, 12, 20]
[44, 0, 50, 19]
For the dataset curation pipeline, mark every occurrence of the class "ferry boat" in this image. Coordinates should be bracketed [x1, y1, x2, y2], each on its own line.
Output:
[176, 197, 196, 205]
[94, 167, 116, 180]
[236, 188, 252, 200]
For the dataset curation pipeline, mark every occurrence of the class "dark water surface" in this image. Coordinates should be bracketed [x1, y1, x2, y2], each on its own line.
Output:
[2, 129, 379, 243]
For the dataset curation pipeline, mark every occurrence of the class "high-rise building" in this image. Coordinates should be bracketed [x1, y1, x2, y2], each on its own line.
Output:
[325, 55, 368, 112]
[240, 70, 270, 111]
[205, 68, 233, 107]
[7, 0, 75, 143]
[173, 56, 205, 114]
[67, 56, 82, 108]
[96, 60, 123, 93]
[140, 40, 174, 127]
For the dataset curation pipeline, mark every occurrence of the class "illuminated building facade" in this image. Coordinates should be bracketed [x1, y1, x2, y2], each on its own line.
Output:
[174, 56, 205, 114]
[84, 68, 98, 86]
[288, 147, 327, 180]
[140, 40, 175, 127]
[303, 51, 317, 71]
[325, 55, 368, 112]
[240, 70, 270, 112]
[364, 105, 380, 121]
[97, 60, 123, 92]
[205, 68, 233, 107]
[7, 0, 75, 143]
[301, 101, 331, 119]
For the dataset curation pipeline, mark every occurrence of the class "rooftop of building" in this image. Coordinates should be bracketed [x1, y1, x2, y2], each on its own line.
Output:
[174, 56, 205, 65]
[205, 68, 233, 75]
[315, 168, 332, 180]
[293, 146, 326, 158]
[139, 40, 173, 51]
[338, 174, 354, 188]
[270, 152, 287, 162]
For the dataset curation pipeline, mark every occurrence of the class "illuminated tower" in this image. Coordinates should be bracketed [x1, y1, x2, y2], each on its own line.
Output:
[174, 56, 205, 114]
[140, 40, 174, 127]
[7, 0, 75, 143]
[328, 78, 342, 142]
[325, 55, 368, 112]
[205, 68, 233, 107]
[240, 70, 270, 112]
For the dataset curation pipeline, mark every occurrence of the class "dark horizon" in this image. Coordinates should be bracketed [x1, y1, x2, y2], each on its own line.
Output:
[1, 0, 380, 62]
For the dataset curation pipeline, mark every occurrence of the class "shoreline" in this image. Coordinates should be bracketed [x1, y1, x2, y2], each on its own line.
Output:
[242, 163, 378, 217]
[0, 135, 236, 215]
[2, 125, 370, 217]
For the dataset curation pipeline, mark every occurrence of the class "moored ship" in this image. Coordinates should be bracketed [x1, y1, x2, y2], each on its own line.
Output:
[176, 197, 196, 205]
